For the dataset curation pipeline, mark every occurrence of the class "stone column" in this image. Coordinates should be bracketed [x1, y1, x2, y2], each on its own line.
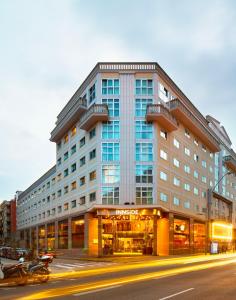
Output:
[189, 217, 194, 254]
[169, 213, 174, 255]
[98, 215, 103, 257]
[68, 217, 72, 250]
[153, 214, 158, 256]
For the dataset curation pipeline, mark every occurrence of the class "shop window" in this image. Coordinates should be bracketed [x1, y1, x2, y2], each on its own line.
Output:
[72, 217, 84, 248]
[58, 220, 68, 249]
[173, 218, 190, 253]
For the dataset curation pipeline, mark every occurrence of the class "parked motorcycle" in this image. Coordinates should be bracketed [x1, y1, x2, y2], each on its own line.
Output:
[24, 255, 51, 283]
[0, 258, 28, 285]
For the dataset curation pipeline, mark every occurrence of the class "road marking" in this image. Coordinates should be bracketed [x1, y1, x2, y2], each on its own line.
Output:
[69, 278, 77, 281]
[159, 288, 195, 300]
[73, 285, 122, 296]
[54, 264, 75, 269]
[49, 281, 60, 284]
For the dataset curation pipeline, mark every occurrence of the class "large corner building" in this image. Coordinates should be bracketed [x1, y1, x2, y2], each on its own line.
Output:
[16, 63, 236, 257]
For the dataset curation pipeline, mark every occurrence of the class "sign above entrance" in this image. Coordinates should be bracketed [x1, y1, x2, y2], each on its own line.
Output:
[115, 209, 139, 215]
[97, 208, 160, 216]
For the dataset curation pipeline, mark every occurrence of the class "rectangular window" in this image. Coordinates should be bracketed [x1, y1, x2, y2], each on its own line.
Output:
[102, 165, 120, 184]
[184, 183, 191, 191]
[71, 200, 76, 208]
[102, 99, 119, 117]
[136, 143, 153, 161]
[71, 145, 76, 155]
[184, 147, 190, 156]
[173, 197, 180, 206]
[194, 187, 199, 195]
[202, 176, 207, 183]
[89, 192, 96, 202]
[173, 177, 180, 186]
[89, 128, 96, 139]
[194, 139, 199, 146]
[184, 165, 190, 174]
[57, 141, 62, 151]
[135, 165, 153, 183]
[64, 186, 69, 194]
[102, 143, 120, 161]
[89, 83, 96, 103]
[71, 163, 76, 173]
[160, 171, 167, 181]
[57, 157, 61, 166]
[64, 151, 69, 161]
[202, 144, 207, 152]
[136, 187, 153, 204]
[194, 170, 199, 179]
[71, 126, 77, 137]
[71, 181, 77, 190]
[80, 196, 86, 205]
[80, 156, 86, 167]
[173, 158, 180, 168]
[135, 121, 153, 139]
[89, 149, 96, 160]
[64, 168, 69, 177]
[173, 138, 180, 149]
[57, 173, 62, 181]
[64, 134, 69, 144]
[89, 170, 96, 181]
[64, 203, 69, 211]
[194, 154, 199, 162]
[102, 121, 120, 139]
[102, 187, 119, 205]
[80, 137, 85, 148]
[135, 79, 153, 95]
[80, 176, 85, 186]
[102, 79, 119, 95]
[159, 83, 169, 101]
[135, 98, 153, 117]
[185, 129, 190, 138]
[160, 149, 168, 160]
[160, 130, 167, 140]
[57, 190, 62, 197]
[184, 201, 190, 209]
[202, 160, 207, 168]
[160, 192, 168, 202]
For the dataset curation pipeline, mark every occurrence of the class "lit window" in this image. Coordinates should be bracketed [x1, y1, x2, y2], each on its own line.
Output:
[173, 138, 180, 149]
[89, 192, 96, 202]
[102, 99, 119, 117]
[173, 158, 180, 168]
[209, 166, 213, 173]
[102, 165, 120, 184]
[160, 149, 168, 160]
[136, 165, 153, 183]
[135, 79, 153, 95]
[135, 98, 153, 116]
[64, 134, 69, 144]
[135, 121, 153, 139]
[102, 121, 120, 139]
[64, 203, 69, 211]
[173, 177, 180, 186]
[160, 192, 168, 202]
[102, 187, 119, 205]
[173, 197, 180, 206]
[136, 187, 153, 204]
[160, 130, 167, 140]
[71, 127, 77, 137]
[89, 170, 96, 181]
[89, 83, 96, 103]
[160, 171, 168, 181]
[102, 143, 119, 161]
[184, 147, 190, 156]
[102, 79, 119, 95]
[71, 181, 77, 190]
[136, 143, 153, 161]
[89, 128, 96, 139]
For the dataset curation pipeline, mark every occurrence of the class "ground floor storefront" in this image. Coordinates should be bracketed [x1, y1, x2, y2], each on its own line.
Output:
[18, 206, 227, 257]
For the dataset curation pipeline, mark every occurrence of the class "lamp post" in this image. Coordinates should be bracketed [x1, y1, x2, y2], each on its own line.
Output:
[206, 171, 232, 254]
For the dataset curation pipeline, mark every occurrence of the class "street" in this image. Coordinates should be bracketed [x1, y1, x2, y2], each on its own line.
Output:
[1, 254, 236, 299]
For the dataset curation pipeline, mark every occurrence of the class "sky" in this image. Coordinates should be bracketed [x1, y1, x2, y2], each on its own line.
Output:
[0, 0, 236, 201]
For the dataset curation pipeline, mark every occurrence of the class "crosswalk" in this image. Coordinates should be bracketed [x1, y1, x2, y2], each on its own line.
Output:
[52, 261, 114, 271]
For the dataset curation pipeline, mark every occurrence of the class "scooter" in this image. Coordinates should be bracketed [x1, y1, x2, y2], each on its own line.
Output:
[0, 258, 28, 285]
[24, 255, 51, 283]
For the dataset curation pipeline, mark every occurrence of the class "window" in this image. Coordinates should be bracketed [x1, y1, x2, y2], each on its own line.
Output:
[160, 149, 168, 160]
[194, 170, 199, 179]
[136, 143, 153, 161]
[64, 168, 69, 177]
[184, 183, 190, 191]
[64, 186, 69, 194]
[173, 158, 180, 168]
[57, 157, 61, 166]
[71, 200, 76, 208]
[47, 182, 50, 189]
[202, 176, 207, 183]
[89, 170, 96, 181]
[135, 121, 153, 139]
[51, 193, 55, 200]
[71, 145, 76, 155]
[80, 176, 85, 186]
[71, 181, 77, 190]
[80, 196, 86, 205]
[135, 79, 153, 95]
[102, 187, 119, 205]
[64, 203, 69, 211]
[159, 83, 169, 100]
[209, 166, 213, 173]
[202, 160, 207, 168]
[173, 177, 180, 187]
[160, 171, 167, 181]
[64, 151, 69, 161]
[57, 190, 62, 197]
[135, 165, 153, 183]
[173, 138, 180, 149]
[64, 134, 69, 144]
[194, 154, 199, 162]
[102, 143, 120, 161]
[184, 165, 190, 174]
[102, 121, 120, 139]
[57, 141, 62, 151]
[135, 99, 153, 117]
[71, 163, 76, 173]
[80, 156, 86, 167]
[102, 165, 120, 184]
[89, 128, 96, 139]
[173, 197, 180, 206]
[57, 173, 62, 181]
[80, 137, 85, 148]
[51, 208, 56, 216]
[160, 192, 168, 202]
[185, 129, 190, 138]
[52, 177, 56, 185]
[102, 99, 119, 117]
[89, 149, 96, 160]
[47, 210, 50, 217]
[136, 187, 153, 204]
[102, 79, 119, 95]
[89, 83, 96, 103]
[202, 144, 207, 152]
[160, 130, 167, 140]
[184, 201, 190, 209]
[194, 187, 199, 195]
[71, 127, 77, 137]
[89, 192, 96, 202]
[184, 147, 190, 156]
[194, 139, 199, 146]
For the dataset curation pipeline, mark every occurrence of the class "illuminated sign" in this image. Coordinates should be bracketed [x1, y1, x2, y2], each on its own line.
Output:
[212, 222, 233, 241]
[115, 209, 139, 215]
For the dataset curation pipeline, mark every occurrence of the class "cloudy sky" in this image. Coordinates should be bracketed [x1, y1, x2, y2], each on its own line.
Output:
[0, 0, 236, 200]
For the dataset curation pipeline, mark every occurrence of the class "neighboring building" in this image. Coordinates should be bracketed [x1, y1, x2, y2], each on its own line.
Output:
[0, 198, 17, 246]
[16, 63, 236, 256]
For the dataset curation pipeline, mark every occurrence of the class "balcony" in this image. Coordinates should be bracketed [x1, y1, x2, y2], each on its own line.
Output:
[79, 104, 109, 131]
[224, 155, 236, 174]
[50, 97, 87, 142]
[146, 104, 178, 132]
[169, 99, 220, 153]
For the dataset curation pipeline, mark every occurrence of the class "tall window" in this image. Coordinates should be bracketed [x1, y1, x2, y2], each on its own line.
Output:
[102, 165, 120, 184]
[135, 121, 153, 139]
[160, 171, 168, 181]
[102, 99, 119, 117]
[102, 121, 120, 139]
[135, 99, 153, 117]
[160, 192, 168, 202]
[102, 143, 120, 161]
[102, 79, 119, 95]
[89, 83, 96, 103]
[136, 143, 153, 161]
[136, 187, 153, 204]
[89, 149, 96, 160]
[135, 79, 153, 95]
[173, 138, 180, 149]
[135, 165, 153, 183]
[102, 187, 119, 205]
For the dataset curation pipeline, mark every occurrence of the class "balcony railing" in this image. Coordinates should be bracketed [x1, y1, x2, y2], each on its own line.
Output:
[146, 104, 178, 132]
[50, 97, 87, 142]
[223, 155, 236, 173]
[169, 99, 220, 153]
[79, 104, 109, 131]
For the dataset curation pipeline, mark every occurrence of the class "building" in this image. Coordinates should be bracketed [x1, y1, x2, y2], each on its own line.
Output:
[16, 63, 236, 257]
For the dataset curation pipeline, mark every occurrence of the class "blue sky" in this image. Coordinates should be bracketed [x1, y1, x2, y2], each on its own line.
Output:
[0, 0, 236, 200]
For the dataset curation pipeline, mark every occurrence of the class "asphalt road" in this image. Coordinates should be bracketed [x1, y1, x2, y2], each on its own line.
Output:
[1, 254, 236, 300]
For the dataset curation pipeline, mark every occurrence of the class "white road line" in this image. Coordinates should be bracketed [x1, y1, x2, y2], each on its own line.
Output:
[73, 285, 122, 296]
[69, 278, 77, 281]
[159, 288, 195, 300]
[53, 264, 75, 269]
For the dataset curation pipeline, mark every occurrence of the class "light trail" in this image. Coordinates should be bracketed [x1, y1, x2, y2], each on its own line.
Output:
[16, 256, 236, 300]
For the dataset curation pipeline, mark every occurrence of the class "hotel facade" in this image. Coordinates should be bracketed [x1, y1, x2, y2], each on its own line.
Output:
[17, 63, 236, 257]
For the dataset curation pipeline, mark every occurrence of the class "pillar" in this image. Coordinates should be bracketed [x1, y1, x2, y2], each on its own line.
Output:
[169, 213, 174, 255]
[55, 220, 58, 250]
[190, 217, 194, 254]
[68, 217, 72, 249]
[153, 215, 158, 256]
[45, 224, 48, 250]
[98, 215, 103, 257]
[35, 226, 39, 256]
